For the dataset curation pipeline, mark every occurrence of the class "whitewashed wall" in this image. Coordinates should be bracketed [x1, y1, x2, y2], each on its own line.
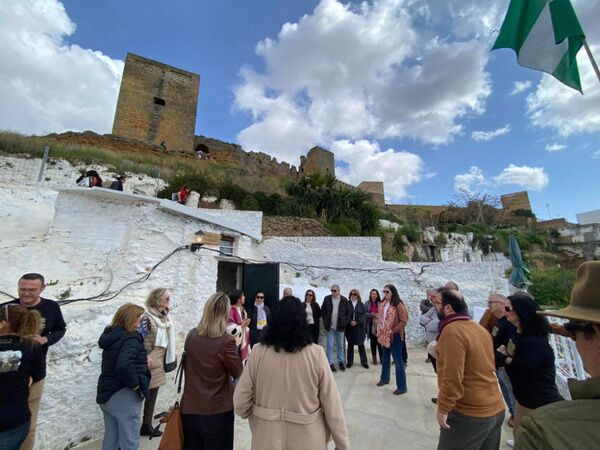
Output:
[258, 237, 511, 343]
[0, 187, 247, 449]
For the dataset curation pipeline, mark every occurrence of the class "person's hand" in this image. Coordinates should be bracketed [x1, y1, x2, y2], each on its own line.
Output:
[32, 335, 48, 345]
[437, 410, 450, 429]
[147, 356, 153, 368]
[496, 345, 508, 356]
[550, 323, 575, 340]
[351, 320, 357, 326]
[242, 318, 251, 327]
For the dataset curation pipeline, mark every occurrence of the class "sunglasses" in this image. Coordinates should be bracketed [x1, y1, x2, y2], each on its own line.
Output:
[383, 290, 390, 294]
[331, 289, 338, 292]
[256, 295, 264, 299]
[350, 293, 357, 296]
[564, 321, 594, 336]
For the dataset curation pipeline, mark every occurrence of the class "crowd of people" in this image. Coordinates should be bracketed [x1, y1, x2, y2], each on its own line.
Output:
[1, 262, 599, 450]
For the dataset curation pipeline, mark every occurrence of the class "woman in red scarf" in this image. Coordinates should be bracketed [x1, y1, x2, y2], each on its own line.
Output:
[228, 289, 250, 362]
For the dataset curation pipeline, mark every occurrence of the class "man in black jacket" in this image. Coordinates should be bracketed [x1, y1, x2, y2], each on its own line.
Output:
[321, 284, 351, 372]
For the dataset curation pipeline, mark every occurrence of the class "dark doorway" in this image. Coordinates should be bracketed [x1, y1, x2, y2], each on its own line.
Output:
[217, 261, 242, 294]
[242, 263, 279, 311]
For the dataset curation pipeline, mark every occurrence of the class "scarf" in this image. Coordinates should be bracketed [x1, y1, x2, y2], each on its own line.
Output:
[146, 308, 177, 366]
[437, 313, 471, 339]
[256, 303, 267, 330]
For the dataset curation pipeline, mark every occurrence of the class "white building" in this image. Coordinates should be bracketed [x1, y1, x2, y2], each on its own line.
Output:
[576, 208, 600, 225]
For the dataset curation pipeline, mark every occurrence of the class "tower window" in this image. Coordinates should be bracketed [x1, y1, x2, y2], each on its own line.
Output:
[153, 97, 166, 106]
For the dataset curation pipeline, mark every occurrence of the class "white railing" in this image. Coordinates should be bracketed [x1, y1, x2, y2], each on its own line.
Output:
[548, 317, 587, 400]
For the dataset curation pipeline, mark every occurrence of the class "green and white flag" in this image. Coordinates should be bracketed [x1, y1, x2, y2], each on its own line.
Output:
[492, 0, 585, 93]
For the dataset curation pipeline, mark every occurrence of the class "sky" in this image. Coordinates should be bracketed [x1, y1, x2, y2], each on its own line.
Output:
[1, 0, 599, 222]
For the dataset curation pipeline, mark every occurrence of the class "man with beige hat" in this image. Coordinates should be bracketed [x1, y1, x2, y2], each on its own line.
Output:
[516, 261, 600, 449]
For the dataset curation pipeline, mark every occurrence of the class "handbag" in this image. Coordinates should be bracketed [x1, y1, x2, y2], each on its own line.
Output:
[157, 331, 191, 450]
[164, 353, 177, 373]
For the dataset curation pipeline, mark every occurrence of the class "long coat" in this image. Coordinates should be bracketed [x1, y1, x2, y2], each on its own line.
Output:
[233, 344, 350, 450]
[345, 301, 367, 345]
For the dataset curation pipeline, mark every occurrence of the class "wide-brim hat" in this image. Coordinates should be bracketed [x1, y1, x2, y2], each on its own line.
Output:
[538, 261, 600, 324]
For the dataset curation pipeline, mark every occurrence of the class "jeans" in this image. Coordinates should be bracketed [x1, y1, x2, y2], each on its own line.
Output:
[0, 420, 29, 450]
[437, 410, 505, 450]
[182, 410, 234, 450]
[326, 329, 345, 365]
[497, 367, 515, 417]
[100, 388, 143, 450]
[380, 334, 407, 392]
[21, 378, 44, 450]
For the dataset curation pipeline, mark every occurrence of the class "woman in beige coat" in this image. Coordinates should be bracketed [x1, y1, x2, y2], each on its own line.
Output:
[140, 288, 176, 437]
[234, 297, 350, 450]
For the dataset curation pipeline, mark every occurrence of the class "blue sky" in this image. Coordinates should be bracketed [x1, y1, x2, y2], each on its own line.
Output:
[1, 0, 599, 222]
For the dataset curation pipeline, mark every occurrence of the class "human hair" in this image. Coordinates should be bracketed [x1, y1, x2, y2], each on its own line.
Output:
[384, 284, 403, 307]
[110, 303, 145, 332]
[229, 289, 244, 306]
[439, 288, 468, 314]
[369, 289, 381, 303]
[19, 273, 45, 286]
[145, 288, 167, 310]
[0, 304, 42, 339]
[508, 293, 550, 337]
[197, 292, 230, 338]
[262, 297, 313, 353]
[349, 289, 362, 302]
[304, 289, 316, 303]
[445, 281, 459, 291]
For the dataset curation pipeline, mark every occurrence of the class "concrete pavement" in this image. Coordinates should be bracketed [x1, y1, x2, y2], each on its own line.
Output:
[75, 347, 514, 450]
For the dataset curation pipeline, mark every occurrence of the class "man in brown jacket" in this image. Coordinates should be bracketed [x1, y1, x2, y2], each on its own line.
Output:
[433, 288, 505, 450]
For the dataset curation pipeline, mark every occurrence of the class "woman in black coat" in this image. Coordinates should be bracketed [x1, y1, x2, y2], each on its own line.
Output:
[346, 289, 369, 368]
[97, 303, 150, 450]
[303, 289, 321, 344]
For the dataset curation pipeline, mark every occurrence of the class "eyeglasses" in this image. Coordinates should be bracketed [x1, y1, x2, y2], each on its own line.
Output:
[504, 306, 513, 313]
[350, 293, 357, 297]
[256, 295, 264, 299]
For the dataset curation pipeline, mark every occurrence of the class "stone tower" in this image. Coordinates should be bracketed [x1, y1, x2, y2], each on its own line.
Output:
[358, 181, 385, 206]
[300, 146, 335, 177]
[112, 53, 200, 152]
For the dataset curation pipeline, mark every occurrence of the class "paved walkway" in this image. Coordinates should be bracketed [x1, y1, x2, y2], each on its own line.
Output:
[76, 348, 514, 450]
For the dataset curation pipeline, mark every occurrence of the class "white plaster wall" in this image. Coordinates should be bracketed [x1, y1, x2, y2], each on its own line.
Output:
[0, 187, 248, 449]
[258, 237, 511, 344]
[196, 208, 263, 241]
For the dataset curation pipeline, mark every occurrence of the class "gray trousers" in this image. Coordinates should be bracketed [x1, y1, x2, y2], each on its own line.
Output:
[100, 388, 143, 450]
[438, 410, 505, 450]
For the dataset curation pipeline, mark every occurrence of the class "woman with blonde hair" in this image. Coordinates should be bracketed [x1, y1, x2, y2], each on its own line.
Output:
[181, 292, 243, 450]
[140, 288, 176, 437]
[96, 303, 150, 450]
[0, 304, 45, 450]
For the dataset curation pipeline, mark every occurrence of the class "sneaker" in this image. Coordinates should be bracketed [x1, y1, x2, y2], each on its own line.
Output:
[506, 439, 514, 448]
[339, 362, 346, 371]
[330, 364, 337, 373]
[507, 416, 515, 428]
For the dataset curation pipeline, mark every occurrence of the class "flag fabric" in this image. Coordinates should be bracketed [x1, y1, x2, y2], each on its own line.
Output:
[492, 0, 585, 93]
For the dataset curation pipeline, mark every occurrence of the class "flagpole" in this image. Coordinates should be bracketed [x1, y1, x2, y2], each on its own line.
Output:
[583, 38, 600, 84]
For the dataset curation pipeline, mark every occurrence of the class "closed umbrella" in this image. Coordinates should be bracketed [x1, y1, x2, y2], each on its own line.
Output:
[508, 234, 529, 289]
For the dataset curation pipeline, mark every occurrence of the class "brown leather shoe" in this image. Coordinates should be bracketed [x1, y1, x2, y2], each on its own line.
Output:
[393, 389, 407, 395]
[376, 381, 388, 387]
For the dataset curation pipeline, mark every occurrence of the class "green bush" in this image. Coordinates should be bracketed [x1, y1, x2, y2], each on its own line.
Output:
[399, 224, 420, 243]
[528, 267, 576, 308]
[327, 218, 362, 236]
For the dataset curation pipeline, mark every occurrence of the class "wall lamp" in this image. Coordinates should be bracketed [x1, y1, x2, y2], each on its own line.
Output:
[190, 230, 221, 252]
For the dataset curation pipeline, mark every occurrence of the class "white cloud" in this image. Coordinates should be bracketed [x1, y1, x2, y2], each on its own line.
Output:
[592, 150, 600, 159]
[331, 140, 424, 201]
[510, 81, 532, 95]
[0, 0, 123, 135]
[494, 164, 549, 191]
[471, 125, 511, 141]
[235, 0, 492, 164]
[454, 166, 488, 192]
[545, 143, 567, 153]
[455, 164, 549, 193]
